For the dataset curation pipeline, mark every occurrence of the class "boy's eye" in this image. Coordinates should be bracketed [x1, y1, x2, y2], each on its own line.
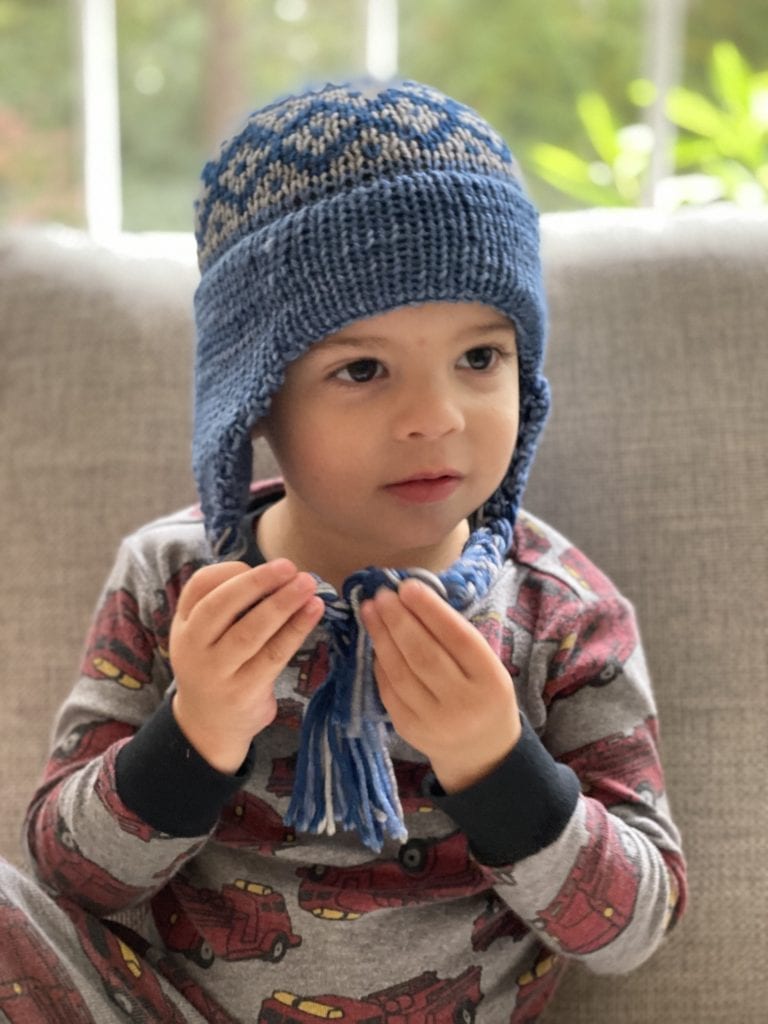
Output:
[458, 346, 498, 371]
[335, 359, 384, 383]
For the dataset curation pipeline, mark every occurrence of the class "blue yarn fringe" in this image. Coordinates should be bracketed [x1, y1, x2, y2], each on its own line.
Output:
[284, 518, 513, 851]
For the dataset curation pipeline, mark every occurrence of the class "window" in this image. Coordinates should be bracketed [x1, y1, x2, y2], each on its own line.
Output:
[1, 0, 765, 238]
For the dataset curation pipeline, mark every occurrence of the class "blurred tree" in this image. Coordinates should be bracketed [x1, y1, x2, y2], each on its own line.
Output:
[1, 0, 766, 229]
[0, 0, 82, 225]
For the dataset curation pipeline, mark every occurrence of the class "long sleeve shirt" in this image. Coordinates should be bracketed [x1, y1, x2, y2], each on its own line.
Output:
[24, 481, 687, 1023]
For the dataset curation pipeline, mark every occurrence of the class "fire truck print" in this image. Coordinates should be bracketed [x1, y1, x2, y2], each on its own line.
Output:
[473, 610, 516, 668]
[214, 791, 297, 851]
[0, 898, 95, 1023]
[507, 573, 582, 640]
[559, 546, 615, 597]
[471, 892, 527, 952]
[81, 563, 199, 690]
[513, 516, 553, 559]
[35, 811, 145, 912]
[64, 899, 190, 1023]
[44, 719, 134, 786]
[297, 831, 487, 921]
[544, 596, 636, 702]
[275, 697, 305, 729]
[511, 947, 567, 1024]
[152, 875, 301, 967]
[290, 642, 331, 697]
[560, 718, 664, 808]
[535, 801, 640, 954]
[258, 965, 483, 1024]
[148, 563, 201, 668]
[508, 572, 636, 704]
[81, 587, 153, 690]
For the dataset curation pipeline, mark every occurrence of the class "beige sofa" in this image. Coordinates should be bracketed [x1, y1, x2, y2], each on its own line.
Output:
[1, 210, 766, 1022]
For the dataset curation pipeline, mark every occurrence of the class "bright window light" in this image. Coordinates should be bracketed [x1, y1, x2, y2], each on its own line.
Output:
[78, 0, 122, 240]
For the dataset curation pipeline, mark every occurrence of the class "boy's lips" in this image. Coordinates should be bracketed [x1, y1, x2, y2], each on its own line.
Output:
[384, 470, 464, 504]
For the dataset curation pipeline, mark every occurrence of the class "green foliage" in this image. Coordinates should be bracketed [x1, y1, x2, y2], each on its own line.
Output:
[667, 42, 768, 200]
[2, 2, 768, 227]
[528, 40, 768, 208]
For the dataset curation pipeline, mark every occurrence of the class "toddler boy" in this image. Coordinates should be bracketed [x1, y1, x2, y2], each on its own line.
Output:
[3, 80, 686, 1023]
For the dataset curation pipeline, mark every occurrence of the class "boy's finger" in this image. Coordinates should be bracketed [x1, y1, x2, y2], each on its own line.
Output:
[240, 595, 325, 681]
[372, 654, 422, 721]
[395, 580, 481, 675]
[222, 573, 320, 661]
[362, 592, 450, 699]
[176, 561, 252, 620]
[182, 559, 298, 643]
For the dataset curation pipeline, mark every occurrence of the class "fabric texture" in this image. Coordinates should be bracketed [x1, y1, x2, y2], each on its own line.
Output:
[14, 490, 685, 1023]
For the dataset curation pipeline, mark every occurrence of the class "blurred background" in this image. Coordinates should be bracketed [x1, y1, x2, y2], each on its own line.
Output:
[1, 0, 766, 240]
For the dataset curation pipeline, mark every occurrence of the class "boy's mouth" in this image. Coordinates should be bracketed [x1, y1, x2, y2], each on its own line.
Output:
[384, 470, 463, 504]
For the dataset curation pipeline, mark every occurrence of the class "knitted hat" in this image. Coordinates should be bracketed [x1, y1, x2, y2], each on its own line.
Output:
[194, 79, 549, 558]
[193, 80, 551, 849]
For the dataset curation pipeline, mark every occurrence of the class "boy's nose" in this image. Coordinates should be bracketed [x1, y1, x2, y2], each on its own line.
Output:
[391, 381, 465, 440]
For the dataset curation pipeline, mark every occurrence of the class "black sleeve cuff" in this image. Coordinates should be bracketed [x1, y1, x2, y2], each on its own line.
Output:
[115, 699, 255, 837]
[433, 716, 581, 866]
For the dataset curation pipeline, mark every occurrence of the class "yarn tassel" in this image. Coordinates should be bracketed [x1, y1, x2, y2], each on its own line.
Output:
[284, 519, 514, 851]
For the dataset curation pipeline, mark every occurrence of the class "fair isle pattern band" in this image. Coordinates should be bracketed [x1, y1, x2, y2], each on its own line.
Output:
[195, 81, 520, 275]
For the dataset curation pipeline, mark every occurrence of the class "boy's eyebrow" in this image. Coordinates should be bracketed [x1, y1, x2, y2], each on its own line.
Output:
[319, 320, 517, 351]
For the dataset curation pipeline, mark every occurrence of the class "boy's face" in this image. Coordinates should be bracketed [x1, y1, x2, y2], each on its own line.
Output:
[257, 302, 520, 584]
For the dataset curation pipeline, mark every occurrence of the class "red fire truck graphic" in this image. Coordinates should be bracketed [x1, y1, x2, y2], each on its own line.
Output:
[560, 719, 664, 808]
[275, 697, 305, 729]
[148, 563, 201, 667]
[392, 759, 434, 814]
[0, 899, 95, 1023]
[65, 900, 189, 1023]
[513, 516, 553, 560]
[508, 574, 582, 641]
[511, 947, 566, 1024]
[44, 719, 134, 786]
[81, 588, 154, 690]
[543, 600, 636, 704]
[535, 802, 640, 954]
[559, 546, 615, 597]
[81, 563, 200, 690]
[214, 792, 297, 851]
[290, 643, 330, 697]
[35, 812, 145, 912]
[152, 876, 301, 967]
[102, 920, 238, 1024]
[471, 892, 527, 952]
[472, 610, 516, 668]
[297, 831, 487, 921]
[258, 966, 483, 1024]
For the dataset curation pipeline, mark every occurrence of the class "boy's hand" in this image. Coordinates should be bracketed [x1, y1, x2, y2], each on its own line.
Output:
[169, 559, 325, 774]
[360, 580, 521, 794]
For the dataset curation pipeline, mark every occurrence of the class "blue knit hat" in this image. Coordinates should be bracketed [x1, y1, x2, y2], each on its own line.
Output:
[193, 80, 550, 849]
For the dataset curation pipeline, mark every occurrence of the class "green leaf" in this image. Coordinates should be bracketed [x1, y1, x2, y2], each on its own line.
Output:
[710, 41, 751, 115]
[666, 88, 727, 139]
[528, 143, 626, 207]
[628, 78, 657, 108]
[674, 137, 717, 169]
[577, 92, 619, 164]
